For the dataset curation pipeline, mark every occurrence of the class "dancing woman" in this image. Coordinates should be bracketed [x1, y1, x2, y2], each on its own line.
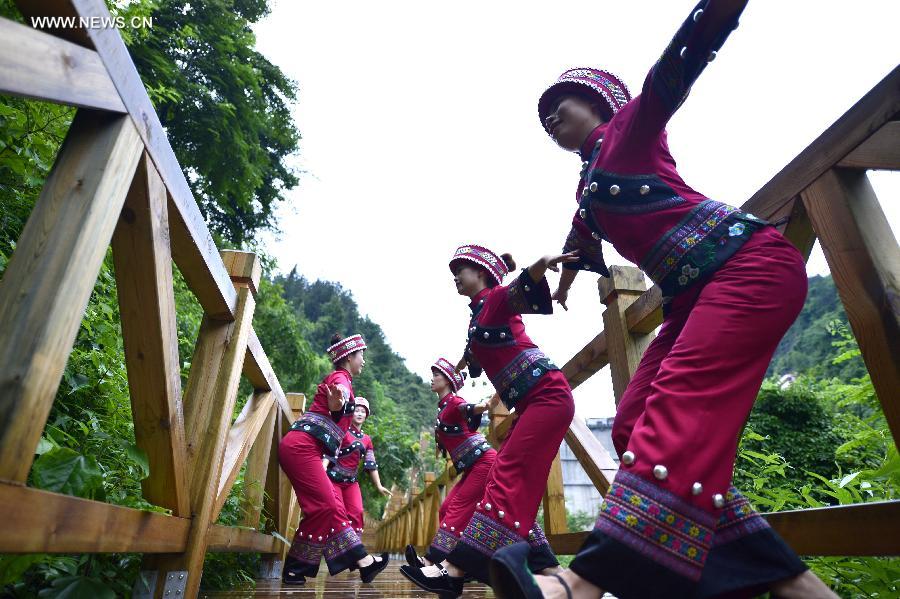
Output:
[325, 397, 392, 538]
[491, 1, 837, 597]
[278, 334, 389, 585]
[401, 245, 576, 597]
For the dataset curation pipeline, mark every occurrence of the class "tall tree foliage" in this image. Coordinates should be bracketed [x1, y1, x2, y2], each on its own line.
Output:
[124, 0, 300, 245]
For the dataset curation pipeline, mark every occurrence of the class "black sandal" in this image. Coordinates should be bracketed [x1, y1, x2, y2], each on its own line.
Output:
[399, 564, 464, 599]
[490, 542, 572, 599]
[359, 552, 390, 583]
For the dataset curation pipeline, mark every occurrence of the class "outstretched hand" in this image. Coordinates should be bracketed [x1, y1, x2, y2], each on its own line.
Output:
[324, 383, 346, 411]
[542, 250, 580, 272]
[552, 287, 569, 311]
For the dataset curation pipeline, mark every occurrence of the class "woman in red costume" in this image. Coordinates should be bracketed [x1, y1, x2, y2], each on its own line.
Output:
[403, 357, 494, 568]
[401, 245, 575, 597]
[325, 397, 392, 537]
[490, 1, 837, 598]
[278, 334, 389, 585]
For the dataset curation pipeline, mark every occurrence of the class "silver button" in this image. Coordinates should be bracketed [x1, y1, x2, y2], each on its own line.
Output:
[499, 332, 506, 339]
[582, 161, 589, 168]
[591, 232, 601, 240]
[639, 184, 650, 195]
[532, 304, 539, 310]
[680, 46, 688, 59]
[524, 285, 530, 291]
[713, 493, 725, 508]
[653, 465, 668, 480]
[692, 482, 703, 495]
[621, 450, 635, 465]
[498, 510, 505, 518]
[483, 332, 489, 339]
[609, 184, 620, 195]
[589, 182, 598, 192]
[582, 187, 588, 197]
[514, 521, 520, 528]
[693, 8, 703, 21]
[484, 503, 491, 510]
[579, 208, 586, 219]
[707, 51, 717, 63]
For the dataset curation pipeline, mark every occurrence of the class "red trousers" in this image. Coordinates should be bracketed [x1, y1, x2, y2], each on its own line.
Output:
[278, 430, 366, 576]
[569, 226, 809, 596]
[333, 480, 365, 533]
[427, 448, 496, 562]
[449, 371, 573, 580]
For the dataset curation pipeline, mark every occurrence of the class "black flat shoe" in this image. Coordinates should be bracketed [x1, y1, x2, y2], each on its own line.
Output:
[281, 570, 305, 586]
[399, 564, 464, 599]
[490, 542, 572, 599]
[405, 544, 427, 569]
[359, 552, 390, 583]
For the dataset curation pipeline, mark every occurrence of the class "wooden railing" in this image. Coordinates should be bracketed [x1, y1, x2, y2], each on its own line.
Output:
[0, 2, 308, 598]
[377, 65, 900, 557]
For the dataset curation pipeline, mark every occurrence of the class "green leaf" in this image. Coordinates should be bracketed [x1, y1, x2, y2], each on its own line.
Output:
[38, 575, 116, 599]
[125, 443, 150, 479]
[32, 448, 104, 499]
[35, 436, 56, 455]
[0, 554, 45, 586]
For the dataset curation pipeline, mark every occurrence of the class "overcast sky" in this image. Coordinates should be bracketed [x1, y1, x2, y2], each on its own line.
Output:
[253, 1, 899, 418]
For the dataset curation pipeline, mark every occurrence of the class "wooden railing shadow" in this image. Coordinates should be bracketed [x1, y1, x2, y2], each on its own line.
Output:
[0, 2, 309, 597]
[376, 65, 900, 558]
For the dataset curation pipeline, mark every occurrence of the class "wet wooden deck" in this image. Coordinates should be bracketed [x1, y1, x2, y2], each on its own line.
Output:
[200, 560, 495, 598]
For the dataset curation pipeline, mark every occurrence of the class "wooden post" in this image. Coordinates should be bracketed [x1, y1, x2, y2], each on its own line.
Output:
[111, 153, 189, 517]
[599, 266, 656, 404]
[239, 400, 278, 529]
[542, 452, 568, 535]
[779, 196, 817, 262]
[0, 110, 143, 482]
[143, 252, 259, 598]
[802, 169, 900, 443]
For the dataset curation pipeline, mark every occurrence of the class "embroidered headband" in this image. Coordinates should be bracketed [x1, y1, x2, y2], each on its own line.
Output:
[327, 334, 367, 363]
[449, 244, 508, 286]
[432, 357, 466, 392]
[538, 67, 632, 132]
[354, 397, 370, 416]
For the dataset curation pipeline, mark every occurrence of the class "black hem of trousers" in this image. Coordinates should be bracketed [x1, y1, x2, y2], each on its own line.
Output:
[568, 528, 696, 599]
[697, 527, 808, 598]
[283, 555, 320, 579]
[527, 543, 560, 572]
[447, 542, 491, 584]
[424, 547, 449, 565]
[325, 543, 367, 576]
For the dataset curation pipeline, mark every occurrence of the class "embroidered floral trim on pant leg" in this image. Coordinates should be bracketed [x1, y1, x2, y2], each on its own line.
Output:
[430, 527, 460, 556]
[712, 487, 770, 545]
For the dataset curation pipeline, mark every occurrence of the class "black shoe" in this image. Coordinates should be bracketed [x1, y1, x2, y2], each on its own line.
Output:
[281, 570, 306, 586]
[490, 542, 573, 599]
[405, 544, 426, 569]
[359, 552, 390, 583]
[399, 564, 464, 599]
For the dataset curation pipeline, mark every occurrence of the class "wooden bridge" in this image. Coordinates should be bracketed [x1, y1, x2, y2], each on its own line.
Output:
[0, 1, 898, 597]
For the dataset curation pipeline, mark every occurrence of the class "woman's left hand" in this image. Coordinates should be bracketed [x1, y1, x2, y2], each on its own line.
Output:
[542, 251, 580, 272]
[378, 486, 393, 497]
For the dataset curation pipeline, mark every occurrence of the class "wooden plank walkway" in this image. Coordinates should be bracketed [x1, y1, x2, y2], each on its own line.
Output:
[200, 561, 495, 598]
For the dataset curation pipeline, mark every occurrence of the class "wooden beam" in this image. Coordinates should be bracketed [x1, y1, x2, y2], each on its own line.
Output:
[0, 482, 189, 554]
[0, 17, 124, 111]
[802, 169, 900, 443]
[0, 110, 142, 482]
[213, 391, 276, 521]
[563, 332, 609, 390]
[623, 286, 663, 335]
[111, 154, 189, 517]
[744, 66, 900, 220]
[245, 330, 292, 421]
[147, 253, 258, 598]
[837, 121, 900, 170]
[563, 418, 617, 495]
[14, 0, 94, 48]
[599, 266, 655, 404]
[541, 452, 568, 535]
[549, 501, 900, 556]
[780, 196, 817, 261]
[240, 401, 277, 529]
[69, 0, 238, 320]
[207, 526, 280, 554]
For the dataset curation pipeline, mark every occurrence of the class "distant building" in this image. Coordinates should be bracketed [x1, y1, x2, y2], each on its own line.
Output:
[559, 417, 618, 518]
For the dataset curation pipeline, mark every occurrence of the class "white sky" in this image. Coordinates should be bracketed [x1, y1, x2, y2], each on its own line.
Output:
[254, 1, 900, 418]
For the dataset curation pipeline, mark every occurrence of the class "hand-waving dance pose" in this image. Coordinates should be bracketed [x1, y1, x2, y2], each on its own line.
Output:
[403, 357, 494, 569]
[402, 245, 577, 597]
[278, 334, 389, 586]
[490, 2, 837, 598]
[324, 397, 392, 538]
